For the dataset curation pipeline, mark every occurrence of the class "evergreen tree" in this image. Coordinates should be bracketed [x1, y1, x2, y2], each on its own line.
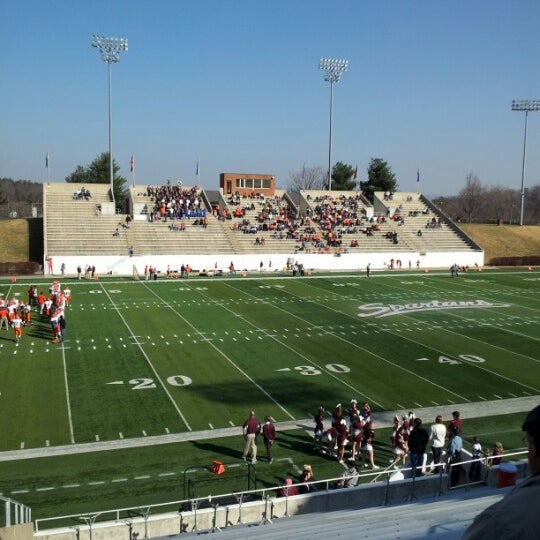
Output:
[360, 158, 398, 202]
[329, 162, 357, 191]
[65, 152, 127, 209]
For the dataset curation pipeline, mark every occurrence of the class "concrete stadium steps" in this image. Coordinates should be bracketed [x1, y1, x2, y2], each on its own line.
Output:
[44, 183, 129, 256]
[42, 185, 482, 262]
[377, 192, 473, 253]
[223, 196, 302, 253]
[300, 190, 416, 253]
[128, 219, 235, 256]
[156, 485, 508, 540]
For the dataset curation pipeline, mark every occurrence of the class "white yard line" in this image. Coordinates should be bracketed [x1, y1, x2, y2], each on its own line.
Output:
[224, 281, 465, 405]
[61, 341, 76, 444]
[142, 283, 295, 421]
[192, 282, 386, 410]
[0, 395, 537, 463]
[99, 283, 192, 431]
[286, 279, 540, 396]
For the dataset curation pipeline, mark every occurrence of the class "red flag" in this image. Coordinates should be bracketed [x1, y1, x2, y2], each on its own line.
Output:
[130, 154, 134, 173]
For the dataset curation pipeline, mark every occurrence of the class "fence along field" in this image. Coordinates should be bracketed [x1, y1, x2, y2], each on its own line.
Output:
[0, 269, 539, 452]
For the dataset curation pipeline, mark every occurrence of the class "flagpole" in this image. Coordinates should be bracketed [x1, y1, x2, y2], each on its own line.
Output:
[130, 154, 135, 187]
[46, 152, 50, 182]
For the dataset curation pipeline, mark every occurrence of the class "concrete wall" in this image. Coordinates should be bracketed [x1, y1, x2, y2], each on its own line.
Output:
[44, 250, 484, 279]
[0, 523, 34, 540]
[34, 475, 444, 539]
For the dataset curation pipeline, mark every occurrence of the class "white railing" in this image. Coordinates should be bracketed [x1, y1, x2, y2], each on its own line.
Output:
[33, 450, 528, 533]
[0, 494, 32, 528]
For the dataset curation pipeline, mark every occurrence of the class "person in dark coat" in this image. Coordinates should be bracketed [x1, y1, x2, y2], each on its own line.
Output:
[408, 417, 429, 477]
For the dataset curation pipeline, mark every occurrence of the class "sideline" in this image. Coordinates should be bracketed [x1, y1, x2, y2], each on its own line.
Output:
[0, 395, 537, 463]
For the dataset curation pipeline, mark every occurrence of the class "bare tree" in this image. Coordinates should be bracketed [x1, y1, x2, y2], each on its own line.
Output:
[458, 173, 486, 223]
[287, 165, 325, 192]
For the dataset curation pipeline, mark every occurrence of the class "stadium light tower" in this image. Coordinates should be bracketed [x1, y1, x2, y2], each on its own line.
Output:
[319, 58, 348, 191]
[511, 99, 540, 226]
[92, 34, 128, 208]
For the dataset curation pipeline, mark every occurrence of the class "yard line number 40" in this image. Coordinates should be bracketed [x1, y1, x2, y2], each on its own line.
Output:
[416, 354, 485, 365]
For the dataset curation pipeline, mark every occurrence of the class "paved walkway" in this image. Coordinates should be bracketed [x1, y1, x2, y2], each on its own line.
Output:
[0, 396, 537, 462]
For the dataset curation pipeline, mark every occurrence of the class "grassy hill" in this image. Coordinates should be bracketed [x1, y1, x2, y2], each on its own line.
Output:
[0, 219, 538, 267]
[460, 224, 540, 264]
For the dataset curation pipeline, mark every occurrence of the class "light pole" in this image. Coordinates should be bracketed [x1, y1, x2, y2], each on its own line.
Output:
[511, 99, 539, 226]
[319, 58, 348, 191]
[92, 34, 128, 209]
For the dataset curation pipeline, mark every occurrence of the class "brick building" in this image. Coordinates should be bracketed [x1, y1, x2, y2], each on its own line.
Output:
[220, 173, 276, 197]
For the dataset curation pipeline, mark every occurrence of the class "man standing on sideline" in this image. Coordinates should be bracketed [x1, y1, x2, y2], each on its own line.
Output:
[428, 415, 446, 472]
[463, 405, 540, 539]
[262, 416, 276, 463]
[242, 410, 260, 464]
[366, 263, 371, 277]
[408, 417, 429, 477]
[447, 425, 463, 487]
[0, 301, 9, 331]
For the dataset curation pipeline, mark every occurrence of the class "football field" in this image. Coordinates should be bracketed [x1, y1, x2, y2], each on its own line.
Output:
[1, 268, 539, 453]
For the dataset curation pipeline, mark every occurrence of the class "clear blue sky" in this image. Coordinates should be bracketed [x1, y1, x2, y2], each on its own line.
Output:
[1, 0, 539, 196]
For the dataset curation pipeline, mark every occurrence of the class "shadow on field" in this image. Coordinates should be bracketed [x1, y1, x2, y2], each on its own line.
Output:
[191, 440, 243, 460]
[185, 378, 362, 420]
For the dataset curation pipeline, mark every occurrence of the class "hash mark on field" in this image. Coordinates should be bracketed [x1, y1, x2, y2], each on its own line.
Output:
[46, 440, 50, 447]
[112, 478, 128, 483]
[165, 428, 170, 434]
[229, 421, 235, 427]
[430, 401, 439, 406]
[95, 435, 100, 442]
[119, 432, 124, 439]
[508, 393, 518, 398]
[37, 487, 54, 492]
[142, 430, 147, 436]
[20, 442, 25, 449]
[88, 481, 105, 486]
[134, 475, 150, 480]
[494, 395, 502, 400]
[397, 403, 404, 409]
[11, 490, 29, 494]
[159, 472, 175, 477]
[415, 402, 423, 408]
[478, 396, 487, 401]
[62, 484, 80, 488]
[209, 423, 214, 429]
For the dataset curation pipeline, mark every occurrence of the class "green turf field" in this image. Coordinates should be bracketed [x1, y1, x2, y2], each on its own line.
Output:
[0, 268, 538, 524]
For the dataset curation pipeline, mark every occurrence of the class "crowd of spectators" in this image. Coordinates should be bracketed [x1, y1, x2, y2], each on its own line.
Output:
[146, 182, 205, 222]
[228, 194, 303, 242]
[72, 187, 92, 200]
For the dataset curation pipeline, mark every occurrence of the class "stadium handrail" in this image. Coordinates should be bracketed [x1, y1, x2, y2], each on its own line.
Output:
[33, 449, 528, 532]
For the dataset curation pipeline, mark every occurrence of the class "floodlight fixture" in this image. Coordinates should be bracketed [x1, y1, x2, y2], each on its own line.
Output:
[92, 34, 129, 207]
[511, 99, 539, 225]
[319, 58, 349, 190]
[92, 35, 128, 63]
[512, 99, 540, 112]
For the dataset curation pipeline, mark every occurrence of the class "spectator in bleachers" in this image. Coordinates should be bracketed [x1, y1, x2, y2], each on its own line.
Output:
[489, 442, 504, 466]
[336, 458, 359, 488]
[298, 464, 316, 493]
[146, 184, 205, 222]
